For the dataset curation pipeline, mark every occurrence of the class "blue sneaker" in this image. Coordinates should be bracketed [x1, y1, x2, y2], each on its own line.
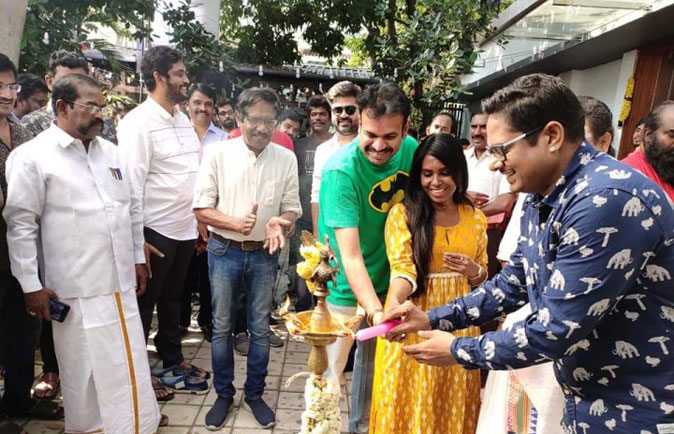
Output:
[205, 396, 234, 431]
[159, 374, 209, 395]
[243, 396, 275, 429]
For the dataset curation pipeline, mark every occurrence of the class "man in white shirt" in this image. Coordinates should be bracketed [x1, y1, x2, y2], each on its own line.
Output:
[310, 81, 362, 234]
[3, 74, 159, 433]
[117, 46, 210, 388]
[464, 112, 516, 277]
[193, 87, 301, 430]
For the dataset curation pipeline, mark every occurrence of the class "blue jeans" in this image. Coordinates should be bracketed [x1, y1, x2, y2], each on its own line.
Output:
[208, 237, 278, 400]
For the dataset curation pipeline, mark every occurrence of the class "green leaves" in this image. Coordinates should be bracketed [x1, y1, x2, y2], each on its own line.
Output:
[367, 0, 502, 125]
[20, 0, 157, 76]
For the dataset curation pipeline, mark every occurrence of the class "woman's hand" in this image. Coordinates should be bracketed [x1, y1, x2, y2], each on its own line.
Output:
[443, 252, 480, 278]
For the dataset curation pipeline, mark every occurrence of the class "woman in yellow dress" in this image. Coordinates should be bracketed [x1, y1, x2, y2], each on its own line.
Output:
[369, 134, 489, 434]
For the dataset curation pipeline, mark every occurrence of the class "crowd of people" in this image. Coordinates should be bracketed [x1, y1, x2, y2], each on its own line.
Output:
[0, 43, 672, 434]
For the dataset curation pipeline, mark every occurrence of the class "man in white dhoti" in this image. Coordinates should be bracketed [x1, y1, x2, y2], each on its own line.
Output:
[3, 74, 160, 434]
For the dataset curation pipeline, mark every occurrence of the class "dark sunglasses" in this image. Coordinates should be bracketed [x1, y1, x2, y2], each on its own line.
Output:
[331, 105, 357, 116]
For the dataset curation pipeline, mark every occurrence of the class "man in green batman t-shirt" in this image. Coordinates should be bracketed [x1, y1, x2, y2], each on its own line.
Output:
[317, 82, 417, 433]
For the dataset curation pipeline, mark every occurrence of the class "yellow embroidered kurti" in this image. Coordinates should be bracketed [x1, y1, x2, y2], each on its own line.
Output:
[370, 203, 488, 434]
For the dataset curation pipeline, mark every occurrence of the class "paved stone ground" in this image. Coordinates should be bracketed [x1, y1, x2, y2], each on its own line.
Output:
[3, 310, 353, 434]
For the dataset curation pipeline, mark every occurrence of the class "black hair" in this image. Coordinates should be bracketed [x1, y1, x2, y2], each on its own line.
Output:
[644, 100, 674, 133]
[236, 87, 280, 117]
[636, 117, 647, 127]
[358, 81, 411, 126]
[458, 138, 471, 147]
[188, 83, 217, 102]
[48, 50, 89, 75]
[17, 73, 48, 100]
[217, 99, 234, 109]
[482, 73, 585, 145]
[0, 53, 18, 80]
[51, 74, 100, 115]
[306, 95, 331, 115]
[404, 134, 472, 294]
[432, 111, 455, 125]
[278, 109, 302, 124]
[578, 95, 614, 144]
[141, 46, 184, 92]
[327, 81, 361, 103]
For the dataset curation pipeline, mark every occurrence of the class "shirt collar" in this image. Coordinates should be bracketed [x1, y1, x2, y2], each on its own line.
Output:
[146, 95, 178, 121]
[48, 123, 97, 149]
[465, 147, 490, 163]
[8, 113, 20, 124]
[206, 122, 222, 136]
[534, 141, 596, 208]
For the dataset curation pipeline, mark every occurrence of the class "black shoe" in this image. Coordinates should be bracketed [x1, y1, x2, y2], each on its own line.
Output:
[201, 325, 212, 342]
[243, 396, 275, 428]
[205, 396, 234, 431]
[7, 400, 64, 421]
[234, 332, 249, 356]
[269, 332, 284, 348]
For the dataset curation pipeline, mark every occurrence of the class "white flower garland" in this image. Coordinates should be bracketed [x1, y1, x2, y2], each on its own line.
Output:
[299, 375, 342, 434]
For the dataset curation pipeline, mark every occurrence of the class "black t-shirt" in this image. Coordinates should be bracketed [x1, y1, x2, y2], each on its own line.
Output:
[294, 135, 321, 223]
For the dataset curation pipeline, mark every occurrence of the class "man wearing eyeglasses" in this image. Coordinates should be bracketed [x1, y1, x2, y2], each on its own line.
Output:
[383, 73, 674, 434]
[193, 87, 300, 430]
[21, 50, 117, 144]
[310, 81, 362, 235]
[216, 99, 237, 133]
[4, 73, 160, 433]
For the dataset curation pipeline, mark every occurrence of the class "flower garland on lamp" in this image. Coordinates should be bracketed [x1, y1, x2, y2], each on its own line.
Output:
[618, 77, 635, 127]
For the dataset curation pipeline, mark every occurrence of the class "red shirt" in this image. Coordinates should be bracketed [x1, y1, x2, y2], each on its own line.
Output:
[622, 147, 674, 201]
[227, 128, 294, 151]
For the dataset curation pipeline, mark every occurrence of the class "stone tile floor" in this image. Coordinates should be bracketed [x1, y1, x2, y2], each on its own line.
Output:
[2, 314, 353, 434]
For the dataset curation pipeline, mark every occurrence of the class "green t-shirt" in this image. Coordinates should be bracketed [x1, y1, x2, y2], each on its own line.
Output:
[318, 136, 418, 306]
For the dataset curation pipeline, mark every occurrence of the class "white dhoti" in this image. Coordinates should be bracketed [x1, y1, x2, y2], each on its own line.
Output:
[52, 289, 160, 434]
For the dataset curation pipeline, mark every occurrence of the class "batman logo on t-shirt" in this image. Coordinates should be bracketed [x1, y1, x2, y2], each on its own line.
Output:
[368, 171, 410, 213]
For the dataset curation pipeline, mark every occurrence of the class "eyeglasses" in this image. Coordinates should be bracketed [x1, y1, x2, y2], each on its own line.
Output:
[244, 116, 277, 128]
[487, 126, 543, 162]
[65, 100, 106, 115]
[0, 84, 21, 93]
[331, 105, 357, 116]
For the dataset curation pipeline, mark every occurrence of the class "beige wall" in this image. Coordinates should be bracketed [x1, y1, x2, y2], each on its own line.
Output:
[0, 0, 28, 64]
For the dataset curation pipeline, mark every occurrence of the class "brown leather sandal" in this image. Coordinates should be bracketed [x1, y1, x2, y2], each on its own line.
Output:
[32, 372, 60, 400]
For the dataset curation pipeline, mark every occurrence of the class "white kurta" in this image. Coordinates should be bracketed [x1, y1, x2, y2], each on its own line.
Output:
[3, 124, 159, 433]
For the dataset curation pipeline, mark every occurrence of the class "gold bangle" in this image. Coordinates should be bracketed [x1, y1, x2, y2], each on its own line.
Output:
[468, 267, 486, 285]
[468, 266, 483, 281]
[367, 308, 383, 326]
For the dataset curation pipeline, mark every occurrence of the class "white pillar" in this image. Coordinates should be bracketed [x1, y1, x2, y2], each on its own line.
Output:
[0, 0, 29, 64]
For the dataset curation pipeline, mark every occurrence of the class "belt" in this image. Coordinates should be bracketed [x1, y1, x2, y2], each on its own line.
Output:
[210, 232, 265, 251]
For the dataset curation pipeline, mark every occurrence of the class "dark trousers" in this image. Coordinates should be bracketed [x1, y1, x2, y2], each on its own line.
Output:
[138, 227, 195, 368]
[0, 271, 39, 419]
[40, 320, 59, 374]
[180, 251, 212, 328]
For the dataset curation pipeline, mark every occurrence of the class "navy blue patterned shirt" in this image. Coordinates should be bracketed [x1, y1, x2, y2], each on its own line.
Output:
[428, 142, 674, 433]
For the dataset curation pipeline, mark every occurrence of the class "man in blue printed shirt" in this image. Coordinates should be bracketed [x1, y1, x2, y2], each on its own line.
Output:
[384, 74, 674, 433]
